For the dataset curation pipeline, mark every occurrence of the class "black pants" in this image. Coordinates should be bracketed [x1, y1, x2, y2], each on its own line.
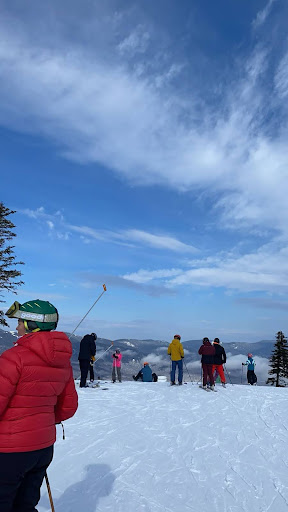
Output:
[89, 364, 94, 382]
[133, 371, 143, 381]
[79, 359, 92, 387]
[0, 445, 53, 512]
[247, 370, 257, 385]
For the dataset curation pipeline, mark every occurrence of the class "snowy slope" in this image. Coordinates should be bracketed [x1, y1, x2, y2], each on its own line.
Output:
[39, 381, 288, 512]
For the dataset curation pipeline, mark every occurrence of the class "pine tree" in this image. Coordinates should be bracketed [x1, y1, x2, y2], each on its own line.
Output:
[266, 331, 288, 387]
[0, 202, 24, 327]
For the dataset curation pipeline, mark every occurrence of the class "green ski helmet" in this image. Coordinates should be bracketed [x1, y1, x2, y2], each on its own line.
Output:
[6, 299, 59, 332]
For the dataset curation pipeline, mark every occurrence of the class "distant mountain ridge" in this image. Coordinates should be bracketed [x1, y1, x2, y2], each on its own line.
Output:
[0, 330, 274, 384]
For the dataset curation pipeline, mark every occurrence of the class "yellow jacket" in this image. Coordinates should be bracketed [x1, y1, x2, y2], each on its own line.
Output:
[167, 339, 184, 361]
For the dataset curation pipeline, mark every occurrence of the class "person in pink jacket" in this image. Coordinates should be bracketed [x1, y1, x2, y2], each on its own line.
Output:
[112, 349, 122, 382]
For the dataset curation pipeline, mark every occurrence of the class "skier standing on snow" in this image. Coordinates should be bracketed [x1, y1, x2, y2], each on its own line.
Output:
[112, 349, 122, 382]
[212, 338, 227, 387]
[198, 337, 216, 390]
[242, 353, 257, 385]
[133, 362, 153, 382]
[167, 334, 184, 385]
[78, 333, 97, 387]
[0, 299, 78, 512]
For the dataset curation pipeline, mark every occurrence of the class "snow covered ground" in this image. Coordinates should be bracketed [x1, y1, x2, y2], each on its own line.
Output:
[39, 380, 288, 512]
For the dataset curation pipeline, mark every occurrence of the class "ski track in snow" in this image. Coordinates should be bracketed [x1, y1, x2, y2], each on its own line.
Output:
[38, 382, 288, 512]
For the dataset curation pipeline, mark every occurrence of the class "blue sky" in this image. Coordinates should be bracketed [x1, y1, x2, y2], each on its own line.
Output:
[1, 0, 288, 342]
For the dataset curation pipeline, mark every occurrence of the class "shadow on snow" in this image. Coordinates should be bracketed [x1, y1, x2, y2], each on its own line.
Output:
[41, 463, 115, 512]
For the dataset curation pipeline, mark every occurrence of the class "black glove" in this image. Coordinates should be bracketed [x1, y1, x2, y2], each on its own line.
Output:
[181, 356, 184, 359]
[242, 363, 245, 365]
[113, 354, 118, 358]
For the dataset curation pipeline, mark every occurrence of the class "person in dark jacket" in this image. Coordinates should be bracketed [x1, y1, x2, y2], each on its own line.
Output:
[133, 362, 153, 382]
[198, 337, 216, 390]
[78, 333, 97, 387]
[212, 338, 227, 387]
[0, 299, 78, 512]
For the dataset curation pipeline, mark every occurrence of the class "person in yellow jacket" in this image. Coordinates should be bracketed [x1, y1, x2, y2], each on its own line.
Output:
[167, 334, 184, 385]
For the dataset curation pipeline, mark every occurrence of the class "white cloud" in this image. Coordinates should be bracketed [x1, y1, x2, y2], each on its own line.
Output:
[275, 52, 288, 99]
[123, 241, 288, 294]
[20, 207, 46, 219]
[252, 0, 276, 28]
[0, 5, 287, 243]
[68, 224, 197, 252]
[117, 25, 150, 56]
[20, 207, 70, 241]
[122, 268, 182, 284]
[121, 230, 198, 253]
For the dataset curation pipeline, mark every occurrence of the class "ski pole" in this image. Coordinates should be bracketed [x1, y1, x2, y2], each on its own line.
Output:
[241, 364, 243, 384]
[94, 341, 114, 363]
[224, 364, 233, 385]
[183, 360, 193, 383]
[197, 365, 202, 385]
[45, 472, 55, 512]
[71, 284, 107, 336]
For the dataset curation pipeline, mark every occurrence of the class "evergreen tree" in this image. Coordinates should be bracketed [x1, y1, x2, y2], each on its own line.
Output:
[0, 202, 24, 327]
[266, 331, 288, 387]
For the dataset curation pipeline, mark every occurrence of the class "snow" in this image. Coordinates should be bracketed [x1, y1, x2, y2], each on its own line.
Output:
[39, 381, 288, 512]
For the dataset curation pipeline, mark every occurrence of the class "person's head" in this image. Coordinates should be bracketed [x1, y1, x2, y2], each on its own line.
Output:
[213, 338, 220, 344]
[115, 349, 120, 354]
[6, 299, 59, 335]
[91, 333, 97, 340]
[247, 353, 253, 358]
[143, 362, 149, 366]
[174, 334, 181, 340]
[203, 337, 210, 344]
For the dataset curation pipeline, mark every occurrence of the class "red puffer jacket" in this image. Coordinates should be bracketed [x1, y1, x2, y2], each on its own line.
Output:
[0, 331, 78, 453]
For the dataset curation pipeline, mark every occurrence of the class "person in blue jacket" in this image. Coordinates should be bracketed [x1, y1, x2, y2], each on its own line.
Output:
[133, 362, 153, 382]
[242, 353, 257, 385]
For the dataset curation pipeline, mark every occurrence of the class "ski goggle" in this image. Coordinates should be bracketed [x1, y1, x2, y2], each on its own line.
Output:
[6, 301, 22, 319]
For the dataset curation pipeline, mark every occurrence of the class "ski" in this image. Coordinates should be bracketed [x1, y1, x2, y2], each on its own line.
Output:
[199, 385, 211, 391]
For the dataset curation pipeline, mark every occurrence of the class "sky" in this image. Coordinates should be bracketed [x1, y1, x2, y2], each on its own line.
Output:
[1, 0, 288, 342]
[37, 381, 288, 512]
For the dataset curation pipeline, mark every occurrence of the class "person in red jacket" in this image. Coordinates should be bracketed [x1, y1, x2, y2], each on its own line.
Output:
[0, 299, 78, 512]
[198, 337, 216, 390]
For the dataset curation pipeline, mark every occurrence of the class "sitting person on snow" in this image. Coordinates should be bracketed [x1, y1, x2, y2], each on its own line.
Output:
[133, 362, 153, 382]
